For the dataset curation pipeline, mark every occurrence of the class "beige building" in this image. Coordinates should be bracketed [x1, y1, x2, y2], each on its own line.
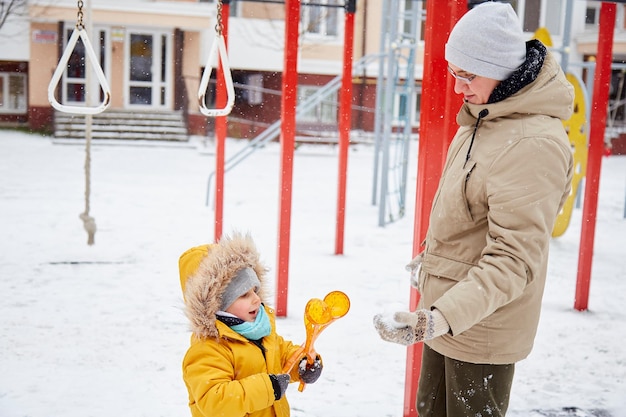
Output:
[1, 0, 626, 143]
[2, 0, 393, 140]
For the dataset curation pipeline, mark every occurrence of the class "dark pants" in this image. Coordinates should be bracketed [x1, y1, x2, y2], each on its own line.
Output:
[416, 344, 515, 417]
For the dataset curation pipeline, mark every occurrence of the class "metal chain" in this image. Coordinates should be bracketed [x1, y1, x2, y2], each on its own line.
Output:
[215, 0, 223, 36]
[76, 0, 84, 29]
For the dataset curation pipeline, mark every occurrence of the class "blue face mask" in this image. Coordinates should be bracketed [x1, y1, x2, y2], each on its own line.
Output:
[230, 305, 271, 340]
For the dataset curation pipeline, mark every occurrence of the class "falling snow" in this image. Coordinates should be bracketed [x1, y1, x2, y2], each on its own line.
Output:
[0, 131, 625, 417]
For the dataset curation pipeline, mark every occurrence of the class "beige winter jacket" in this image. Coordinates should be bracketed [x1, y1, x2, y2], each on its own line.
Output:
[417, 49, 575, 364]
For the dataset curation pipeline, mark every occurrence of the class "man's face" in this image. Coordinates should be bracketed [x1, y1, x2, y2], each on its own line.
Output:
[447, 64, 500, 105]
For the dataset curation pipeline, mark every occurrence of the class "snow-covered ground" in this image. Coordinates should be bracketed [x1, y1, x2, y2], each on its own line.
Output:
[1, 130, 625, 417]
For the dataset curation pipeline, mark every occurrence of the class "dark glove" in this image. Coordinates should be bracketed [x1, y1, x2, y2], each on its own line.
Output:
[298, 355, 323, 384]
[269, 373, 290, 400]
[373, 308, 450, 346]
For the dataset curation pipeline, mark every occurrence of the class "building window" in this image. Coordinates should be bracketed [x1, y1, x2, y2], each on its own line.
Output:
[301, 0, 341, 38]
[522, 0, 540, 32]
[585, 7, 597, 26]
[0, 72, 27, 114]
[471, 1, 566, 37]
[417, 1, 426, 42]
[544, 0, 563, 35]
[414, 90, 421, 125]
[229, 0, 240, 17]
[508, 0, 564, 36]
[198, 0, 240, 16]
[297, 85, 337, 124]
[585, 2, 601, 27]
[245, 74, 263, 105]
[393, 89, 421, 127]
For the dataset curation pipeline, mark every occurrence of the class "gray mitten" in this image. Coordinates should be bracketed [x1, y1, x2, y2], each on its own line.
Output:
[298, 356, 323, 384]
[406, 254, 423, 289]
[373, 308, 449, 346]
[269, 373, 290, 400]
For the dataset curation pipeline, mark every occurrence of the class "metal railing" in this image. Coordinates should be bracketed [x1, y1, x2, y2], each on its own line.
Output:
[205, 52, 383, 206]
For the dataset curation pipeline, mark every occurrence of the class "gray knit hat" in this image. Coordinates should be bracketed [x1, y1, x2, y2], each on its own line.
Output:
[220, 267, 261, 310]
[445, 2, 526, 81]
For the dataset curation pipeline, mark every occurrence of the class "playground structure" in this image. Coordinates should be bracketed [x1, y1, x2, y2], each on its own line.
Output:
[200, 1, 620, 411]
[48, 1, 623, 416]
[205, 0, 421, 225]
[203, 0, 357, 319]
[205, 0, 424, 319]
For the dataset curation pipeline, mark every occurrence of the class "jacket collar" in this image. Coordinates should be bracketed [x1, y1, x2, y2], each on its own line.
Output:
[488, 39, 546, 104]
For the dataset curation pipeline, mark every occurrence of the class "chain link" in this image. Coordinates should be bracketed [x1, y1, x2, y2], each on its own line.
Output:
[215, 0, 223, 36]
[76, 0, 84, 29]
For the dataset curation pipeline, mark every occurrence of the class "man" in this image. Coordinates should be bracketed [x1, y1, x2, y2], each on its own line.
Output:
[373, 2, 574, 416]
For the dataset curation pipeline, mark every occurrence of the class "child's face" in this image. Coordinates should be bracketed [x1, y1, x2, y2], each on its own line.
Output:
[225, 288, 262, 322]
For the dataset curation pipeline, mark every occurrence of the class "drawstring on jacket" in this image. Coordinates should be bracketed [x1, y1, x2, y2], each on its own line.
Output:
[463, 109, 489, 168]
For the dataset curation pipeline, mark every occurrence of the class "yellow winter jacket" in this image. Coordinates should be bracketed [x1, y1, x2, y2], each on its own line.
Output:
[179, 234, 303, 417]
[182, 305, 301, 417]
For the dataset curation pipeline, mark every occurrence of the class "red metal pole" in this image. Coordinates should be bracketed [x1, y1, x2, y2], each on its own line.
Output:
[334, 2, 356, 255]
[575, 2, 615, 311]
[275, 0, 300, 317]
[213, 2, 230, 242]
[404, 2, 466, 416]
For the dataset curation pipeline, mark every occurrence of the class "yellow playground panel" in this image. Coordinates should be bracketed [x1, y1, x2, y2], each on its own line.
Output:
[554, 73, 588, 237]
[533, 28, 588, 238]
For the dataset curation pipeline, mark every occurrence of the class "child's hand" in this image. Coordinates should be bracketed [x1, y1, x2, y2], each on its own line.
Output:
[269, 373, 290, 400]
[298, 356, 323, 384]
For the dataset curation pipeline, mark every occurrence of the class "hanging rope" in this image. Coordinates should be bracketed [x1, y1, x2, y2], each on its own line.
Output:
[76, 0, 96, 245]
[79, 132, 96, 245]
[47, 0, 100, 245]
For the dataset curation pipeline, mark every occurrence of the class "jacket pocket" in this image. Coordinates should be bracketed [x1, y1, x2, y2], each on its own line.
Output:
[422, 253, 474, 282]
[431, 161, 476, 226]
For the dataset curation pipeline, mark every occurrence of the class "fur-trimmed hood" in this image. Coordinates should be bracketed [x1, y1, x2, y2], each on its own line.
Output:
[179, 233, 269, 339]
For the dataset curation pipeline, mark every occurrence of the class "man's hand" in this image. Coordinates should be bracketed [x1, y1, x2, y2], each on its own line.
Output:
[406, 254, 422, 289]
[373, 309, 450, 346]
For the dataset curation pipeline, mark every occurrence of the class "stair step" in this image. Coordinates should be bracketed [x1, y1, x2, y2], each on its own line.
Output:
[54, 131, 189, 141]
[53, 110, 189, 142]
[54, 113, 185, 121]
[55, 124, 187, 133]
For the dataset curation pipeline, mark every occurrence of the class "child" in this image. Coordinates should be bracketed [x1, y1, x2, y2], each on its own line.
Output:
[179, 232, 323, 417]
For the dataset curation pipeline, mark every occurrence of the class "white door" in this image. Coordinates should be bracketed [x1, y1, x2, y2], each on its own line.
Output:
[125, 30, 172, 109]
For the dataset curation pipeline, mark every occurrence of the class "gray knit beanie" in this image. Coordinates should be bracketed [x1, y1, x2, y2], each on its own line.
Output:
[220, 267, 261, 310]
[445, 2, 526, 81]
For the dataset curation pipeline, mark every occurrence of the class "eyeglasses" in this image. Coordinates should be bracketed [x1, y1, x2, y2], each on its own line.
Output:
[447, 65, 477, 84]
